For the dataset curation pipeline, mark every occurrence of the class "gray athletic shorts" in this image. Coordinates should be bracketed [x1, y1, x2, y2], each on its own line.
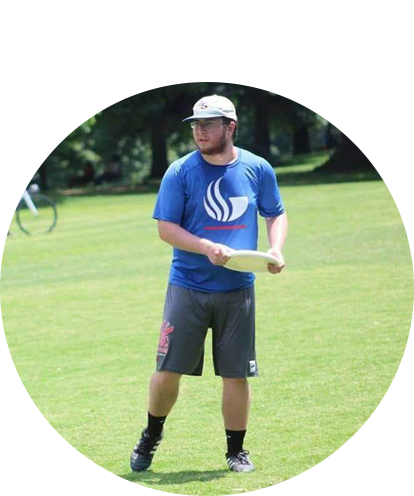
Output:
[156, 284, 258, 378]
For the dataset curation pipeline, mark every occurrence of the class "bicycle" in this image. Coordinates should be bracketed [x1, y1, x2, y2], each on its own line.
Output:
[16, 184, 58, 235]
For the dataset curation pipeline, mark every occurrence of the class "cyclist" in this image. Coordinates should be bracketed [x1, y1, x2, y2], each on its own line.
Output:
[0, 130, 26, 236]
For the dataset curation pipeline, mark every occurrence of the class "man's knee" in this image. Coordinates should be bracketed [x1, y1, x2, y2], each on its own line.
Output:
[222, 377, 248, 388]
[222, 378, 250, 399]
[152, 370, 182, 387]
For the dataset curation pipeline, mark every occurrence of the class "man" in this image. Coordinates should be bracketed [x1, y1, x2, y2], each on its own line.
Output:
[130, 95, 288, 473]
[0, 130, 26, 236]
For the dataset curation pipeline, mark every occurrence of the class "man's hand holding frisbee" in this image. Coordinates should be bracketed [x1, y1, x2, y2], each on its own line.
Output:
[205, 243, 235, 266]
[266, 248, 285, 274]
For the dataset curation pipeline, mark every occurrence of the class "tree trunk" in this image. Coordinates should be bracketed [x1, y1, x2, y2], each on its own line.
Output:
[293, 124, 311, 154]
[325, 122, 338, 149]
[150, 121, 168, 179]
[323, 83, 414, 172]
[37, 163, 49, 190]
[253, 94, 272, 161]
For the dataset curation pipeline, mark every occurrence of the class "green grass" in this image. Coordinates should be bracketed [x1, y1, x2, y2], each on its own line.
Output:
[1, 175, 413, 495]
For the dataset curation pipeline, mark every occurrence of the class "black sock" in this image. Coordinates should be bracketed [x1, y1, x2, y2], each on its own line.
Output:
[225, 429, 246, 455]
[147, 412, 167, 438]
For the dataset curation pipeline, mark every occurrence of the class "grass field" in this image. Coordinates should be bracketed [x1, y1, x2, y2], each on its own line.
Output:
[1, 169, 413, 495]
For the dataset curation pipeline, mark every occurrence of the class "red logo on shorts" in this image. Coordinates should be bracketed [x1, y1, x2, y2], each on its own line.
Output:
[157, 319, 174, 355]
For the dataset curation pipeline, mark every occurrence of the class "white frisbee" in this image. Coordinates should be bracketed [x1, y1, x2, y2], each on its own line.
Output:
[224, 250, 281, 273]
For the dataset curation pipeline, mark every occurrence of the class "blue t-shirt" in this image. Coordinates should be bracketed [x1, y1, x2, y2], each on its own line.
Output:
[153, 147, 285, 292]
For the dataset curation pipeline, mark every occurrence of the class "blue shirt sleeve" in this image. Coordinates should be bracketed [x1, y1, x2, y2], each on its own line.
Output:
[257, 160, 285, 217]
[153, 162, 186, 224]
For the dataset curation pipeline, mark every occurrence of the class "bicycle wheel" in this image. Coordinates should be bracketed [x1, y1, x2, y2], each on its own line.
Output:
[16, 193, 58, 235]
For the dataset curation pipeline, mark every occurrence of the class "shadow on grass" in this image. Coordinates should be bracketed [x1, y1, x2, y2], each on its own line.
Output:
[277, 164, 414, 186]
[277, 168, 382, 188]
[275, 150, 383, 187]
[120, 468, 228, 485]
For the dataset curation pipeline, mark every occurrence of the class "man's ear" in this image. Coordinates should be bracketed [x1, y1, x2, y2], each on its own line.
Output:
[228, 121, 236, 139]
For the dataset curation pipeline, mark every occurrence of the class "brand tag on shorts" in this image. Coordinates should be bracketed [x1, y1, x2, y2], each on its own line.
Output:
[249, 360, 257, 373]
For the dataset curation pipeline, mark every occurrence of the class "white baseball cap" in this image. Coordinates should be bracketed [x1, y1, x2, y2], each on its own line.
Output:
[182, 95, 238, 122]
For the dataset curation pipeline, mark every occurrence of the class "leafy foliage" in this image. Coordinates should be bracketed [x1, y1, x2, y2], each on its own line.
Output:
[38, 83, 344, 190]
[0, 82, 102, 186]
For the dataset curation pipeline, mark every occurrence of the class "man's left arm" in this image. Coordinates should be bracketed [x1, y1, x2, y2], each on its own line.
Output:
[265, 212, 288, 274]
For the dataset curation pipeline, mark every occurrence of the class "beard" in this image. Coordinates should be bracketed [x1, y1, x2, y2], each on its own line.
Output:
[195, 130, 229, 156]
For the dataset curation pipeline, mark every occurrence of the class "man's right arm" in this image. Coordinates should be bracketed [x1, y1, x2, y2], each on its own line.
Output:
[158, 220, 233, 266]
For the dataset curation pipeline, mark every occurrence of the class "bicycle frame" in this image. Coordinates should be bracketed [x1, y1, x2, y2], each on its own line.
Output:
[0, 186, 39, 220]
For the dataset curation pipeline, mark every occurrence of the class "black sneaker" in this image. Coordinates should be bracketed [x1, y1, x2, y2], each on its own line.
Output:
[226, 450, 255, 472]
[130, 428, 163, 472]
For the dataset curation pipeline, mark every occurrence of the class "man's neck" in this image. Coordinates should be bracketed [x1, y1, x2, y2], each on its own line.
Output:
[201, 146, 238, 166]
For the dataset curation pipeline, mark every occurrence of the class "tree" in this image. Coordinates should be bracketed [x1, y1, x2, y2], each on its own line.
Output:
[92, 83, 218, 179]
[0, 83, 102, 188]
[239, 88, 320, 159]
[323, 83, 414, 172]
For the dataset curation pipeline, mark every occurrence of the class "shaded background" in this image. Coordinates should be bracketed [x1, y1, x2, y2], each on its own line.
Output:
[35, 82, 376, 192]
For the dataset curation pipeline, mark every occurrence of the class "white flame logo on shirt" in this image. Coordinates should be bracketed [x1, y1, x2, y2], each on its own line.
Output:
[203, 178, 248, 222]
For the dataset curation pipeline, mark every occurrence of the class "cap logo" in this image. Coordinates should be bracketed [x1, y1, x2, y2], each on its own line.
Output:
[184, 95, 237, 122]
